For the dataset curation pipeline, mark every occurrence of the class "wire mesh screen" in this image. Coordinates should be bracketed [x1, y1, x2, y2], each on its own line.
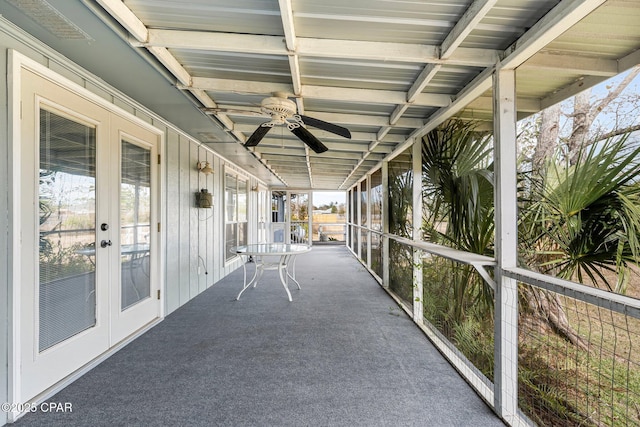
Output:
[360, 229, 368, 266]
[370, 232, 383, 279]
[422, 255, 495, 382]
[518, 283, 640, 426]
[388, 240, 414, 312]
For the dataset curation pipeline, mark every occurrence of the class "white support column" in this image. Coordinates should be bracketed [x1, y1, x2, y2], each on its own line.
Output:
[412, 139, 424, 322]
[356, 183, 362, 260]
[493, 67, 519, 423]
[382, 161, 389, 288]
[366, 175, 372, 268]
[307, 192, 313, 246]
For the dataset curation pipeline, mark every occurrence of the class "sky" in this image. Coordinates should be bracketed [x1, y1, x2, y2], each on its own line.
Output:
[313, 191, 346, 207]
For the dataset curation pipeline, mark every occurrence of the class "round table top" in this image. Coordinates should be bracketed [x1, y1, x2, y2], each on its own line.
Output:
[234, 243, 311, 256]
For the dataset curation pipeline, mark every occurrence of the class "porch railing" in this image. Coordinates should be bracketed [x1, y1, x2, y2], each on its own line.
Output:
[347, 226, 640, 427]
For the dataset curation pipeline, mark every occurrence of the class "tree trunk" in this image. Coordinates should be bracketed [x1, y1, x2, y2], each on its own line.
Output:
[533, 103, 560, 171]
[567, 90, 592, 164]
[520, 284, 589, 351]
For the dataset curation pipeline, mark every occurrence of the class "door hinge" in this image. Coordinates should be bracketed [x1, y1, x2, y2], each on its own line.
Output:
[158, 154, 161, 164]
[157, 290, 161, 300]
[157, 222, 161, 232]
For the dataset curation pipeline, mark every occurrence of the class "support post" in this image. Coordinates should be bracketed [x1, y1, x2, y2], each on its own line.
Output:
[493, 66, 519, 423]
[382, 160, 389, 288]
[412, 139, 423, 322]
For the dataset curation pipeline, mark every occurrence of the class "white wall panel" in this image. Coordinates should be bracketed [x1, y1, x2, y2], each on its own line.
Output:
[178, 135, 192, 306]
[165, 129, 181, 314]
[189, 142, 199, 298]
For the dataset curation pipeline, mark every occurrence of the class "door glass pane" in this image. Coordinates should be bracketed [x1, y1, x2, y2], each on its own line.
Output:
[238, 178, 247, 246]
[289, 193, 309, 244]
[225, 173, 237, 260]
[121, 140, 151, 310]
[39, 109, 97, 351]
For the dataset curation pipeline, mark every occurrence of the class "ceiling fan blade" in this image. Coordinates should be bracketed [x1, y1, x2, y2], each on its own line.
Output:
[244, 125, 272, 147]
[290, 126, 328, 154]
[299, 115, 351, 139]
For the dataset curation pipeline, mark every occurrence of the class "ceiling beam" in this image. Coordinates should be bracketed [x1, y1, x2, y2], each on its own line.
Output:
[521, 52, 618, 77]
[188, 77, 292, 95]
[469, 96, 542, 113]
[96, 0, 147, 42]
[501, 0, 607, 69]
[232, 124, 403, 143]
[539, 75, 609, 109]
[277, 0, 312, 183]
[307, 112, 423, 128]
[190, 77, 452, 107]
[440, 0, 498, 59]
[146, 29, 499, 67]
[278, 0, 296, 51]
[407, 64, 442, 103]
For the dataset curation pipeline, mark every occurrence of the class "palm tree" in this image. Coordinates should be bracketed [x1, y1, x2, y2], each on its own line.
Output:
[522, 133, 640, 293]
[421, 120, 495, 323]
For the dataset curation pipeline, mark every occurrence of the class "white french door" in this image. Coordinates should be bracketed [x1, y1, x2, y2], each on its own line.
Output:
[17, 66, 161, 403]
[110, 122, 160, 344]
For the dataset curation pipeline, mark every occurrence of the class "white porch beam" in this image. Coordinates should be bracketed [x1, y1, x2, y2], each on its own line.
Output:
[232, 123, 400, 143]
[147, 29, 286, 55]
[190, 78, 452, 108]
[440, 0, 498, 59]
[501, 0, 607, 69]
[377, 127, 392, 141]
[289, 55, 302, 96]
[302, 85, 451, 107]
[257, 138, 375, 153]
[227, 110, 423, 129]
[146, 29, 499, 67]
[96, 0, 148, 42]
[407, 64, 442, 103]
[470, 95, 541, 113]
[298, 39, 499, 67]
[389, 66, 494, 163]
[492, 67, 519, 424]
[619, 48, 640, 72]
[540, 75, 608, 109]
[308, 112, 423, 129]
[389, 104, 410, 126]
[147, 46, 191, 86]
[521, 52, 618, 77]
[188, 77, 293, 95]
[278, 0, 297, 51]
[189, 89, 239, 134]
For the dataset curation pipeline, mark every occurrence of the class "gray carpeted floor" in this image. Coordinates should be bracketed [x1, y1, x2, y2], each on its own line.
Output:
[14, 245, 504, 426]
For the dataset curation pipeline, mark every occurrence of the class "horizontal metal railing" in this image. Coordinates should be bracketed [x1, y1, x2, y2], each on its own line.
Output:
[347, 225, 640, 426]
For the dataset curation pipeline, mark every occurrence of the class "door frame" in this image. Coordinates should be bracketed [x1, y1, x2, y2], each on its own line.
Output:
[286, 190, 312, 245]
[9, 50, 165, 417]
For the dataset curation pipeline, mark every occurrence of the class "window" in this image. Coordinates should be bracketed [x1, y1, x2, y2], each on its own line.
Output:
[224, 170, 248, 261]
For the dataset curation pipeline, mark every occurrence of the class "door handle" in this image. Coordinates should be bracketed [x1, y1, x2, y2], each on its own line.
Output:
[100, 240, 112, 248]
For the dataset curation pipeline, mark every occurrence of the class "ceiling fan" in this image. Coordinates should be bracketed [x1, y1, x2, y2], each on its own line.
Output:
[206, 92, 351, 154]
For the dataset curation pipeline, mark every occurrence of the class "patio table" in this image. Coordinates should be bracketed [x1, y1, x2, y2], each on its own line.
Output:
[234, 243, 311, 301]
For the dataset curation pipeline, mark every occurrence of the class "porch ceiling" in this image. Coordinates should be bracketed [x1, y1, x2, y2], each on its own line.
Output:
[3, 0, 640, 189]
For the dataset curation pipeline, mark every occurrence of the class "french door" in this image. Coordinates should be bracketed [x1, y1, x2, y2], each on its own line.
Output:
[18, 67, 161, 402]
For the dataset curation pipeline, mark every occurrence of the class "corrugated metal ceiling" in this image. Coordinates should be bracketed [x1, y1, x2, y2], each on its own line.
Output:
[11, 0, 640, 190]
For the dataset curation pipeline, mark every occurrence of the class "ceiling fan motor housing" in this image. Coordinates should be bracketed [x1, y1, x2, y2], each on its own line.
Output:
[261, 96, 297, 119]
